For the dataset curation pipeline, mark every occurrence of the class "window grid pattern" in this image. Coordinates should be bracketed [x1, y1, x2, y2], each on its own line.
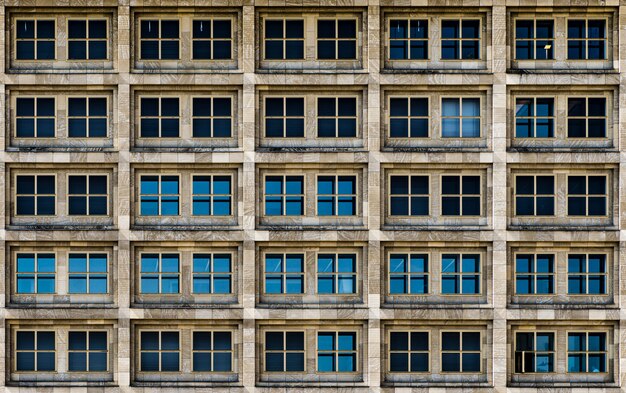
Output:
[567, 332, 607, 373]
[16, 331, 56, 372]
[317, 332, 357, 373]
[140, 97, 180, 138]
[515, 20, 554, 60]
[139, 331, 180, 372]
[265, 97, 305, 138]
[140, 20, 179, 60]
[16, 20, 55, 60]
[389, 19, 428, 60]
[389, 331, 429, 372]
[441, 97, 480, 138]
[68, 175, 108, 216]
[567, 19, 606, 60]
[264, 331, 305, 372]
[16, 253, 56, 294]
[68, 97, 108, 138]
[515, 332, 555, 373]
[316, 19, 357, 60]
[389, 175, 429, 216]
[567, 97, 607, 138]
[16, 175, 56, 216]
[514, 97, 555, 138]
[68, 331, 108, 372]
[264, 175, 305, 216]
[514, 175, 555, 216]
[67, 19, 107, 60]
[441, 175, 481, 216]
[317, 253, 357, 294]
[441, 19, 480, 60]
[440, 331, 481, 373]
[68, 253, 108, 294]
[192, 253, 232, 294]
[514, 254, 555, 295]
[140, 253, 180, 294]
[192, 19, 232, 60]
[567, 254, 607, 295]
[441, 254, 481, 295]
[15, 97, 55, 138]
[567, 175, 608, 217]
[264, 19, 304, 60]
[389, 253, 429, 295]
[317, 97, 358, 138]
[264, 253, 305, 294]
[316, 175, 357, 216]
[192, 331, 233, 372]
[139, 175, 180, 216]
[389, 97, 429, 138]
[192, 97, 232, 138]
[191, 175, 232, 216]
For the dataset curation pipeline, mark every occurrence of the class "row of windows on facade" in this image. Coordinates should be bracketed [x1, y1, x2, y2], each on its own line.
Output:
[9, 95, 610, 144]
[13, 173, 609, 220]
[10, 328, 611, 377]
[9, 16, 611, 67]
[12, 251, 608, 298]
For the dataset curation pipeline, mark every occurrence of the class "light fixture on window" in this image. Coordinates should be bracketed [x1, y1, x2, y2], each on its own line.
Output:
[148, 21, 152, 33]
[200, 21, 203, 32]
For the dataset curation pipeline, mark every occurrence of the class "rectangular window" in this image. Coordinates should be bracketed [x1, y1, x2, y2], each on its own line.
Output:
[389, 253, 428, 295]
[139, 175, 179, 216]
[515, 254, 555, 295]
[515, 332, 555, 373]
[515, 98, 554, 138]
[389, 175, 429, 216]
[192, 253, 232, 294]
[389, 97, 428, 138]
[16, 97, 55, 138]
[389, 331, 429, 372]
[16, 253, 55, 294]
[264, 254, 304, 294]
[317, 97, 357, 138]
[441, 98, 480, 138]
[265, 97, 305, 138]
[140, 20, 179, 60]
[441, 20, 480, 60]
[192, 331, 232, 372]
[140, 331, 180, 372]
[567, 332, 607, 373]
[16, 20, 55, 60]
[140, 254, 180, 294]
[192, 97, 232, 138]
[68, 175, 108, 216]
[68, 97, 108, 138]
[140, 97, 180, 138]
[389, 19, 428, 60]
[317, 332, 357, 372]
[68, 253, 108, 294]
[317, 254, 356, 294]
[317, 19, 357, 60]
[67, 20, 107, 60]
[514, 175, 555, 216]
[515, 20, 554, 60]
[567, 254, 607, 295]
[441, 175, 481, 216]
[16, 175, 56, 216]
[440, 331, 481, 372]
[192, 19, 232, 60]
[265, 331, 305, 372]
[567, 175, 607, 216]
[16, 331, 55, 371]
[264, 19, 304, 60]
[568, 20, 606, 60]
[317, 175, 357, 216]
[68, 331, 108, 372]
[441, 254, 480, 295]
[192, 175, 232, 216]
[567, 97, 606, 138]
[264, 176, 305, 216]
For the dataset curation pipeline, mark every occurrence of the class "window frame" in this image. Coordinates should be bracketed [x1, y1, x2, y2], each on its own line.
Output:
[565, 174, 609, 218]
[190, 173, 234, 217]
[513, 331, 557, 374]
[566, 253, 609, 297]
[191, 252, 234, 295]
[190, 330, 235, 373]
[138, 174, 181, 217]
[190, 95, 234, 139]
[262, 18, 306, 61]
[14, 96, 57, 139]
[66, 173, 110, 216]
[315, 96, 360, 139]
[66, 330, 109, 373]
[565, 96, 608, 139]
[565, 330, 609, 374]
[513, 19, 555, 61]
[66, 95, 109, 139]
[137, 329, 182, 373]
[138, 95, 181, 139]
[138, 18, 182, 61]
[66, 18, 110, 61]
[386, 95, 430, 139]
[315, 330, 360, 374]
[513, 174, 556, 217]
[262, 330, 307, 373]
[15, 252, 57, 295]
[262, 96, 306, 139]
[190, 18, 234, 61]
[566, 18, 608, 61]
[387, 329, 431, 374]
[314, 174, 359, 217]
[513, 252, 556, 296]
[14, 18, 57, 61]
[315, 252, 359, 296]
[439, 96, 482, 139]
[439, 253, 482, 296]
[439, 18, 482, 61]
[14, 173, 57, 217]
[138, 252, 181, 295]
[439, 330, 483, 374]
[387, 251, 431, 296]
[262, 252, 306, 295]
[439, 174, 483, 217]
[13, 329, 57, 373]
[314, 18, 359, 61]
[387, 174, 431, 217]
[386, 18, 430, 61]
[513, 96, 556, 140]
[67, 252, 110, 295]
[262, 174, 306, 217]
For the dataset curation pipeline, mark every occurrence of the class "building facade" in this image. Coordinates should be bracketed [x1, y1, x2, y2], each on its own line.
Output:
[0, 0, 624, 391]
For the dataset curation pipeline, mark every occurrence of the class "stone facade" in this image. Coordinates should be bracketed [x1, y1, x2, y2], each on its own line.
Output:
[0, 0, 625, 392]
